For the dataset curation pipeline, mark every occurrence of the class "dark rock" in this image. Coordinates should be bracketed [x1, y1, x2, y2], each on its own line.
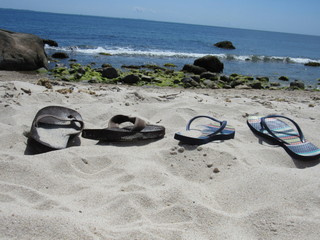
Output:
[194, 55, 224, 73]
[122, 74, 140, 84]
[249, 80, 263, 89]
[279, 76, 289, 81]
[0, 29, 48, 70]
[304, 62, 320, 67]
[220, 75, 230, 83]
[102, 67, 119, 79]
[182, 64, 207, 75]
[214, 41, 236, 49]
[43, 39, 58, 47]
[182, 77, 200, 88]
[102, 63, 112, 68]
[256, 76, 269, 82]
[191, 75, 201, 83]
[52, 52, 69, 59]
[231, 78, 248, 88]
[200, 72, 219, 80]
[290, 80, 305, 89]
[141, 75, 154, 82]
[203, 80, 219, 89]
[121, 65, 141, 69]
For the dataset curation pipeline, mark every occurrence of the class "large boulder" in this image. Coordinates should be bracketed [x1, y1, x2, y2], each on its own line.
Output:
[194, 55, 224, 73]
[0, 29, 49, 70]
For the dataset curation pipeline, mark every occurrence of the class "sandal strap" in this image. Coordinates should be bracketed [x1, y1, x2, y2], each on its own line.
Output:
[186, 115, 227, 137]
[261, 115, 305, 144]
[108, 115, 146, 131]
[34, 114, 84, 130]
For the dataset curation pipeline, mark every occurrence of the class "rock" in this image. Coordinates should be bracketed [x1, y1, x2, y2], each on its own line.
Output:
[203, 80, 218, 89]
[249, 80, 263, 89]
[290, 80, 305, 89]
[101, 67, 119, 79]
[194, 55, 224, 73]
[182, 64, 207, 75]
[43, 39, 58, 47]
[304, 62, 320, 67]
[0, 29, 49, 70]
[52, 52, 69, 59]
[101, 63, 112, 68]
[279, 76, 289, 81]
[181, 77, 200, 88]
[220, 75, 230, 83]
[256, 76, 269, 82]
[214, 41, 236, 49]
[122, 74, 140, 84]
[200, 72, 219, 80]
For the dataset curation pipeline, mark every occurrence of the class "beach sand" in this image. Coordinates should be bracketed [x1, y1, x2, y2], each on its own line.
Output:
[1, 70, 320, 240]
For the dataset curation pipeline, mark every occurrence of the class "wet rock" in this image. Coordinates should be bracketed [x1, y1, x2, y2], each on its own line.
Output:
[194, 55, 224, 73]
[304, 62, 320, 67]
[214, 40, 236, 49]
[182, 64, 207, 75]
[200, 72, 219, 80]
[52, 52, 69, 59]
[102, 67, 119, 79]
[290, 80, 305, 89]
[279, 76, 289, 81]
[122, 74, 140, 84]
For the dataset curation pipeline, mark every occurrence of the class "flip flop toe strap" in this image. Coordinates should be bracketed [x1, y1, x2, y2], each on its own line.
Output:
[186, 115, 227, 137]
[261, 115, 305, 144]
[34, 114, 84, 130]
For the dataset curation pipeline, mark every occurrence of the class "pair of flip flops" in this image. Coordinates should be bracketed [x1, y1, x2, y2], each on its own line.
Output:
[174, 115, 320, 161]
[29, 106, 165, 152]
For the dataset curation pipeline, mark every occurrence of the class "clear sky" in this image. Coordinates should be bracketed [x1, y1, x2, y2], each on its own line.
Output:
[1, 0, 320, 36]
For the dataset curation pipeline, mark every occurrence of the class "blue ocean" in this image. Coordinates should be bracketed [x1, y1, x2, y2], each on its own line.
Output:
[1, 8, 320, 87]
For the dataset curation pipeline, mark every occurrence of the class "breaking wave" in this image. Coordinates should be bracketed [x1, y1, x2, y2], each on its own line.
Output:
[45, 45, 320, 65]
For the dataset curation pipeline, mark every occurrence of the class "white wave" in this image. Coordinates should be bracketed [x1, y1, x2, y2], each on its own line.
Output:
[45, 46, 320, 64]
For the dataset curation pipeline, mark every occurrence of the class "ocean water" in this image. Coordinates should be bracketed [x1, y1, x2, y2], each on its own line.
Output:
[1, 8, 320, 87]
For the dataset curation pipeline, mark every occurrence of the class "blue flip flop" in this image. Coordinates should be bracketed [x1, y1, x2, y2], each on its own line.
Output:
[174, 115, 235, 145]
[247, 115, 320, 161]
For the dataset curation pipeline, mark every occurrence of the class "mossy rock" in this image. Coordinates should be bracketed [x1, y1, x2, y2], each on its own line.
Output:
[249, 80, 264, 89]
[164, 63, 177, 68]
[256, 76, 269, 82]
[279, 76, 289, 81]
[304, 62, 320, 67]
[231, 78, 248, 88]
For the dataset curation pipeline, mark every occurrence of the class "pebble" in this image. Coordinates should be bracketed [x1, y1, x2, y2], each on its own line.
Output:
[207, 163, 213, 168]
[178, 147, 185, 153]
[213, 168, 220, 173]
[197, 146, 203, 151]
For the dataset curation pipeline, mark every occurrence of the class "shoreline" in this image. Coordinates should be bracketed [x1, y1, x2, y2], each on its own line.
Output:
[1, 70, 320, 239]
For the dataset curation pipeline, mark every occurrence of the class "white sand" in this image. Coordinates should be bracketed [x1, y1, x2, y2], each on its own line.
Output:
[1, 71, 320, 239]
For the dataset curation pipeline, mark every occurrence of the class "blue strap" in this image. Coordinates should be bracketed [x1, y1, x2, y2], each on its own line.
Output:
[260, 115, 305, 144]
[186, 115, 227, 137]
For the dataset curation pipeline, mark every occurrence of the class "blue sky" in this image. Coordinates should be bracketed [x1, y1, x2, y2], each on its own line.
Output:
[1, 0, 320, 36]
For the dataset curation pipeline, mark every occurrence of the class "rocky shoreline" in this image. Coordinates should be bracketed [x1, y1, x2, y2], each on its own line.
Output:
[1, 29, 319, 91]
[47, 57, 318, 91]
